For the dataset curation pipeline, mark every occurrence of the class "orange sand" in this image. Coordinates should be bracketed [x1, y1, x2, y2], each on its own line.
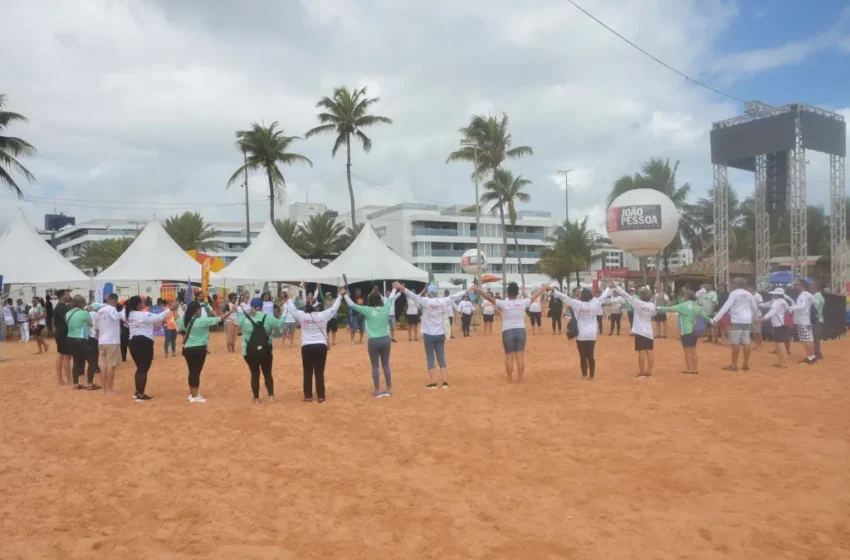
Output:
[1, 321, 848, 559]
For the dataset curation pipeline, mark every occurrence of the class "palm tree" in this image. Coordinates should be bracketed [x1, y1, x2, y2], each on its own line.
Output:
[273, 218, 307, 255]
[685, 187, 753, 260]
[0, 94, 36, 198]
[338, 223, 365, 252]
[75, 237, 134, 274]
[481, 169, 532, 287]
[446, 113, 533, 279]
[305, 87, 392, 230]
[298, 213, 345, 265]
[227, 122, 312, 222]
[163, 212, 221, 252]
[541, 218, 597, 289]
[607, 158, 697, 287]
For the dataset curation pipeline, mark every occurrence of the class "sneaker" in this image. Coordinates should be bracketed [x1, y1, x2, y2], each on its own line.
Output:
[379, 390, 391, 398]
[371, 391, 383, 398]
[188, 395, 207, 403]
[133, 393, 153, 402]
[441, 382, 449, 389]
[425, 383, 438, 390]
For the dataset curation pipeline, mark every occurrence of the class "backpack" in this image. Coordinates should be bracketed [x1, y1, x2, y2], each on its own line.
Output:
[566, 304, 580, 339]
[245, 314, 271, 359]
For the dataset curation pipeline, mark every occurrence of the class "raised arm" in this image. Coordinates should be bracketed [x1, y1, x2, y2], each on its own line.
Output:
[343, 294, 367, 315]
[317, 294, 343, 322]
[382, 288, 397, 311]
[529, 286, 547, 303]
[400, 286, 424, 307]
[473, 285, 496, 305]
[284, 298, 305, 323]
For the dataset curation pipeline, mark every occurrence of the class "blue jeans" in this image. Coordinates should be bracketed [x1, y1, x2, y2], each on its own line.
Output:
[367, 336, 392, 389]
[164, 329, 177, 354]
[423, 333, 446, 369]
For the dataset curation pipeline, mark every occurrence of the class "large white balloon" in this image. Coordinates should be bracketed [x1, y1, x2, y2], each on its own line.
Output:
[461, 248, 486, 274]
[606, 189, 680, 257]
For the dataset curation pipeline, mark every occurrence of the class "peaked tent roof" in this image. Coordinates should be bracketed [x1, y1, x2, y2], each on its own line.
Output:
[321, 223, 428, 283]
[96, 221, 205, 282]
[0, 210, 90, 284]
[216, 221, 333, 283]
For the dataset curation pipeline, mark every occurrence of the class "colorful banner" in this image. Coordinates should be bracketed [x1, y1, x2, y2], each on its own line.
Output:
[201, 261, 211, 299]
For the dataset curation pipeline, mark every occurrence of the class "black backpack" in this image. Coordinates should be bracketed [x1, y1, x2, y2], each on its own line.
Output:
[245, 315, 271, 359]
[566, 307, 579, 339]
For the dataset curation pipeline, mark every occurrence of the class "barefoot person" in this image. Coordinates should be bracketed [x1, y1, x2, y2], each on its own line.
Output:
[94, 294, 123, 394]
[29, 297, 49, 354]
[474, 282, 546, 383]
[613, 284, 657, 378]
[657, 290, 713, 375]
[712, 277, 759, 372]
[652, 285, 670, 339]
[758, 288, 792, 368]
[65, 295, 100, 391]
[549, 285, 611, 380]
[237, 297, 288, 404]
[125, 296, 176, 402]
[177, 301, 233, 403]
[397, 282, 465, 389]
[528, 294, 542, 335]
[285, 288, 344, 403]
[344, 287, 398, 397]
[482, 295, 496, 335]
[223, 292, 240, 354]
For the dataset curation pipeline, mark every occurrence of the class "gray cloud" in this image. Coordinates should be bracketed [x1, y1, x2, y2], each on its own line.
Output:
[1, 0, 846, 236]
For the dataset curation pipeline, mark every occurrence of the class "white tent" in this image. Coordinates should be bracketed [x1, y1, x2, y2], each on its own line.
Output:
[0, 210, 90, 285]
[95, 221, 204, 282]
[321, 222, 429, 283]
[216, 221, 333, 284]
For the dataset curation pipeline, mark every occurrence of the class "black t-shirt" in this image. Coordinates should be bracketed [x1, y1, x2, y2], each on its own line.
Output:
[53, 302, 69, 340]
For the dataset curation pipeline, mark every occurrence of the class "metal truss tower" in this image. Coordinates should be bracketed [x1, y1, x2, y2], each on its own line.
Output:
[830, 154, 847, 294]
[712, 165, 729, 289]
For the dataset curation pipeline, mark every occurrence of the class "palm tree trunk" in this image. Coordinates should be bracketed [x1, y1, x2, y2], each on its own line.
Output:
[346, 134, 357, 231]
[497, 205, 508, 285]
[267, 170, 275, 222]
[510, 210, 525, 288]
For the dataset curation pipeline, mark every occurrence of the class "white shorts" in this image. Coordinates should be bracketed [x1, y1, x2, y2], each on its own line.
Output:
[728, 324, 751, 345]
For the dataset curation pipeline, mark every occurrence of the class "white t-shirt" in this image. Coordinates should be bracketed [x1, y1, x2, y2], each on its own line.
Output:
[262, 300, 274, 316]
[406, 296, 419, 315]
[2, 305, 14, 325]
[529, 300, 542, 313]
[495, 298, 531, 331]
[458, 301, 474, 315]
[615, 288, 655, 339]
[552, 289, 605, 341]
[712, 288, 758, 325]
[404, 289, 464, 336]
[95, 305, 123, 345]
[126, 308, 172, 340]
[482, 301, 495, 316]
[285, 296, 342, 346]
[752, 292, 763, 319]
[761, 298, 790, 328]
[791, 291, 814, 326]
[695, 288, 706, 305]
[607, 296, 625, 314]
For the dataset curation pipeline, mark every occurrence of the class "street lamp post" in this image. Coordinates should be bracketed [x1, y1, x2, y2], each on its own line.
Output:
[558, 169, 573, 223]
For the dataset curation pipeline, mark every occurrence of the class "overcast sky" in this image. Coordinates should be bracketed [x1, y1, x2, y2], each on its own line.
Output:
[1, 0, 848, 234]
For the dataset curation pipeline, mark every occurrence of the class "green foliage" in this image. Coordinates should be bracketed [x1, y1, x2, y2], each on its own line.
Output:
[273, 218, 307, 255]
[481, 169, 532, 286]
[163, 211, 222, 252]
[540, 217, 597, 287]
[0, 93, 36, 198]
[305, 86, 392, 230]
[75, 237, 134, 273]
[298, 213, 345, 264]
[228, 122, 312, 222]
[338, 223, 365, 252]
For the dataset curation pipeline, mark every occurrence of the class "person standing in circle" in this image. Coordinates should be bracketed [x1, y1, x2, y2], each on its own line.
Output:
[397, 282, 465, 389]
[65, 295, 100, 391]
[657, 290, 714, 375]
[349, 288, 366, 345]
[474, 282, 546, 383]
[758, 288, 792, 368]
[285, 288, 344, 403]
[789, 279, 817, 364]
[177, 301, 233, 403]
[280, 292, 298, 349]
[238, 297, 287, 404]
[652, 285, 670, 339]
[125, 296, 177, 402]
[94, 294, 123, 395]
[52, 290, 73, 385]
[711, 277, 759, 372]
[163, 298, 178, 358]
[344, 287, 397, 397]
[528, 294, 542, 335]
[482, 295, 496, 335]
[549, 285, 611, 379]
[606, 290, 626, 335]
[458, 294, 474, 337]
[405, 289, 421, 342]
[613, 284, 657, 378]
[324, 292, 339, 346]
[548, 291, 563, 335]
[223, 292, 240, 354]
[29, 297, 49, 354]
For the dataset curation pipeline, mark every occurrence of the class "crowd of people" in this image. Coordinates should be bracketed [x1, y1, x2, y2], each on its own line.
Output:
[3, 275, 832, 404]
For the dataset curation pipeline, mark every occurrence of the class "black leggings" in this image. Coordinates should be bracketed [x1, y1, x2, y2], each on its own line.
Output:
[301, 343, 328, 399]
[87, 337, 99, 373]
[529, 312, 542, 327]
[120, 325, 129, 362]
[596, 316, 603, 334]
[551, 315, 562, 332]
[461, 313, 472, 336]
[609, 313, 622, 335]
[129, 336, 154, 395]
[182, 346, 207, 389]
[245, 353, 274, 399]
[577, 340, 596, 378]
[70, 338, 95, 385]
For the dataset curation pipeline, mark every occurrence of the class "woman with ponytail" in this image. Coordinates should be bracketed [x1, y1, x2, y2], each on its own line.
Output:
[176, 301, 233, 403]
[125, 295, 178, 402]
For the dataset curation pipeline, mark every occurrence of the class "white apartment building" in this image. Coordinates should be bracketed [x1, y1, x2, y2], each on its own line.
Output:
[41, 218, 265, 274]
[350, 203, 558, 287]
[589, 242, 693, 275]
[288, 202, 328, 224]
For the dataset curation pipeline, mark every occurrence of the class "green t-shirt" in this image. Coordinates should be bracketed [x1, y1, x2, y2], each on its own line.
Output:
[659, 301, 712, 336]
[344, 295, 394, 339]
[65, 308, 93, 339]
[701, 291, 717, 314]
[176, 316, 221, 348]
[813, 292, 825, 323]
[236, 311, 284, 356]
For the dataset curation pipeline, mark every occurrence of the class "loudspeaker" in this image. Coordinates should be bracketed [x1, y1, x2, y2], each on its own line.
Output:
[765, 151, 788, 230]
